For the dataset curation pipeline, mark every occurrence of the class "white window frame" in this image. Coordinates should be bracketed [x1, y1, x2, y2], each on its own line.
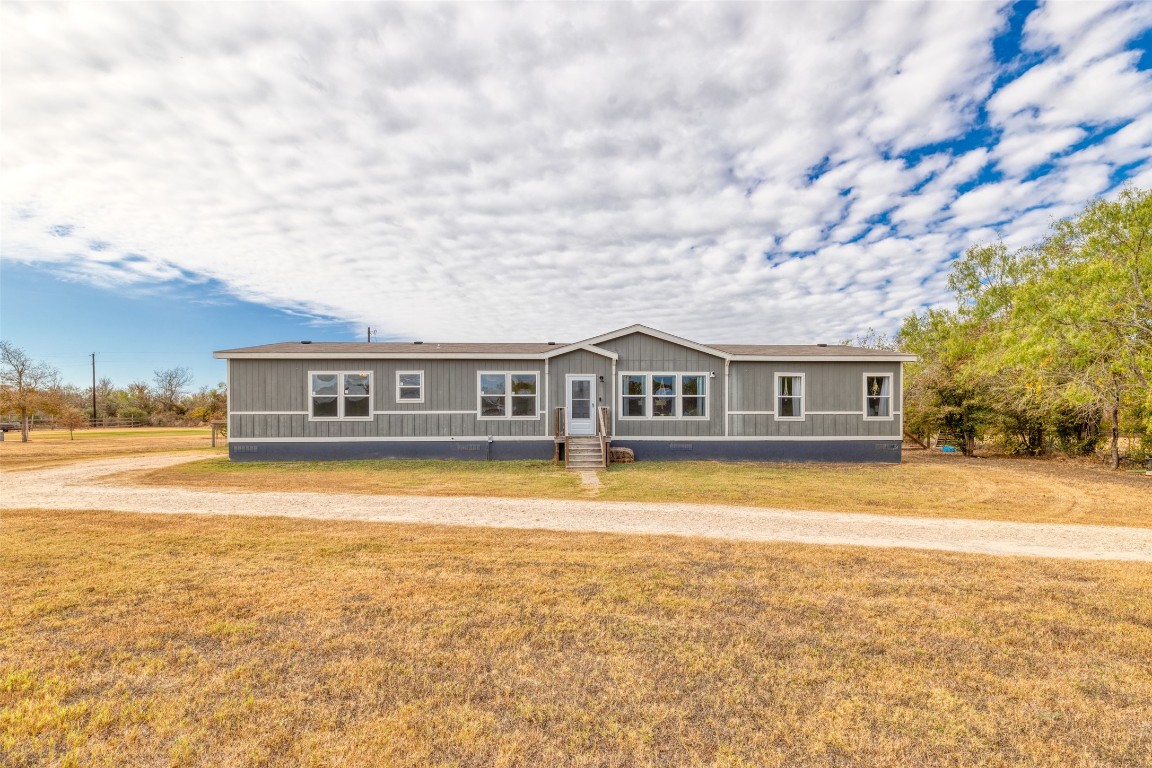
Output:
[395, 370, 425, 404]
[862, 372, 893, 421]
[774, 372, 805, 421]
[476, 371, 540, 420]
[618, 372, 709, 420]
[307, 370, 374, 421]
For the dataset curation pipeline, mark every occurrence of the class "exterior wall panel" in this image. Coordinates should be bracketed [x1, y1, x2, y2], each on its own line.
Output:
[229, 357, 547, 439]
[598, 333, 726, 437]
[728, 361, 902, 438]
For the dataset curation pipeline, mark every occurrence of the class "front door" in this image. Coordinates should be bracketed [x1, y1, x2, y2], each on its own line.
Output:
[566, 375, 596, 436]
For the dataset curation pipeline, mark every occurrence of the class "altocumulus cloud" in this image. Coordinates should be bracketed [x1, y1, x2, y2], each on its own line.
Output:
[2, 1, 1150, 342]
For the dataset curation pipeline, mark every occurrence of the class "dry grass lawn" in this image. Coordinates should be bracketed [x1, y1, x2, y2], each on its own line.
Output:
[0, 428, 223, 470]
[131, 449, 1152, 529]
[2, 509, 1150, 767]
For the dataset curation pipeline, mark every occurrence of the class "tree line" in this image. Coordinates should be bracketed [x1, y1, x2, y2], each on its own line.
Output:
[893, 187, 1150, 468]
[0, 342, 225, 442]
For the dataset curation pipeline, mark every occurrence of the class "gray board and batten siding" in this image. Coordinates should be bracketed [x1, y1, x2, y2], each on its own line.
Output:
[216, 325, 914, 463]
[597, 332, 727, 438]
[228, 357, 550, 439]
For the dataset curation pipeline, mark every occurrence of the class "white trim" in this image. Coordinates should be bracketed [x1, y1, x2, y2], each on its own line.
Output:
[233, 436, 555, 443]
[723, 359, 730, 437]
[216, 350, 915, 363]
[898, 364, 905, 436]
[307, 370, 375, 422]
[773, 372, 805, 421]
[610, 357, 617, 437]
[226, 359, 232, 438]
[374, 410, 474, 415]
[476, 371, 541, 420]
[395, 370, 425, 404]
[228, 410, 480, 416]
[610, 435, 900, 442]
[618, 371, 710, 421]
[562, 324, 733, 360]
[862, 372, 895, 421]
[729, 410, 866, 416]
[542, 343, 618, 361]
[217, 352, 563, 360]
[230, 435, 898, 444]
[729, 354, 917, 363]
[565, 374, 597, 436]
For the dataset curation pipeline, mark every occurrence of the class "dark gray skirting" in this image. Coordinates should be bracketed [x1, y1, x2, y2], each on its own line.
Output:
[228, 440, 554, 462]
[610, 440, 903, 463]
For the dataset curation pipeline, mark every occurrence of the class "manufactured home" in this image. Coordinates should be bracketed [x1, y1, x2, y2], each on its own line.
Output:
[214, 324, 915, 466]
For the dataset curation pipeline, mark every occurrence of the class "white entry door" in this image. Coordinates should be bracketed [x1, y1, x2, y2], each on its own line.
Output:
[566, 375, 596, 436]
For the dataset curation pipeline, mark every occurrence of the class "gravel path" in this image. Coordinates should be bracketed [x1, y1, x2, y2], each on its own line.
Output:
[4, 454, 1152, 561]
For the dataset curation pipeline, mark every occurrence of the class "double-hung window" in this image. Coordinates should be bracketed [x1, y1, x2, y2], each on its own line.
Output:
[776, 374, 804, 420]
[619, 373, 707, 419]
[864, 374, 892, 419]
[310, 372, 373, 420]
[396, 371, 424, 403]
[478, 372, 538, 418]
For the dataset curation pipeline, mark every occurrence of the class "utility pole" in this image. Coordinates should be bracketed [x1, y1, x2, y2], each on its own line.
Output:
[90, 353, 97, 424]
[367, 326, 376, 343]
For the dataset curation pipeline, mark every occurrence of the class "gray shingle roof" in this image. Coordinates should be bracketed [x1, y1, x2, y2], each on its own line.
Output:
[215, 340, 907, 357]
[708, 344, 901, 357]
[214, 341, 568, 356]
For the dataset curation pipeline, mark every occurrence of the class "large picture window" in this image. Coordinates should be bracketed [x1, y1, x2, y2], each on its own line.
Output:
[478, 372, 539, 419]
[775, 374, 804, 420]
[309, 371, 373, 420]
[619, 373, 708, 419]
[864, 374, 892, 419]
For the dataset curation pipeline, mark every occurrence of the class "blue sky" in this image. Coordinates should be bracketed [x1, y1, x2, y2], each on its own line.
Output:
[2, 0, 1151, 389]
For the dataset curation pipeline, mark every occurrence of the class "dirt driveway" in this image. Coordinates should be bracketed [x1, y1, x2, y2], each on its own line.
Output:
[4, 454, 1152, 561]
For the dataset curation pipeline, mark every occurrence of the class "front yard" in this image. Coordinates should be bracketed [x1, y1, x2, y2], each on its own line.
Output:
[123, 450, 1152, 529]
[3, 509, 1150, 767]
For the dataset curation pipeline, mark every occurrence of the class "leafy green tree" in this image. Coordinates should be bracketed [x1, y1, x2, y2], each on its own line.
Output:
[1009, 187, 1151, 467]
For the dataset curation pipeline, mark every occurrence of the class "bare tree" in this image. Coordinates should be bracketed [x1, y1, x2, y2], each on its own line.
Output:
[152, 367, 193, 414]
[0, 341, 61, 442]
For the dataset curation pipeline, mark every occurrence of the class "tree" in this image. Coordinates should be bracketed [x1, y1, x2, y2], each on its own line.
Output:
[152, 367, 193, 414]
[1008, 187, 1152, 467]
[57, 408, 88, 439]
[187, 382, 227, 424]
[0, 341, 61, 442]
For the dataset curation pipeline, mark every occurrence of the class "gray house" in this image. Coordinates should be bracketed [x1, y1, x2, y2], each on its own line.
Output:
[214, 324, 915, 466]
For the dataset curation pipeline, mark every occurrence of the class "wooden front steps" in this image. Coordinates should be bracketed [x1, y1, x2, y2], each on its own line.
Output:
[566, 435, 606, 470]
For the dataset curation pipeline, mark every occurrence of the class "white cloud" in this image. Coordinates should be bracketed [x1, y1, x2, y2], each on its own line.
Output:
[0, 0, 1149, 345]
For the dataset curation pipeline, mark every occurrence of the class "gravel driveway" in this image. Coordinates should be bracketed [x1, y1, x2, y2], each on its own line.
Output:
[4, 454, 1152, 561]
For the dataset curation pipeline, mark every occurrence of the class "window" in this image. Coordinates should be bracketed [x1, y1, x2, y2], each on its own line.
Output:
[619, 373, 708, 419]
[478, 372, 538, 419]
[864, 374, 892, 419]
[310, 372, 373, 420]
[396, 371, 424, 403]
[681, 375, 706, 417]
[652, 374, 676, 417]
[776, 374, 804, 420]
[623, 375, 646, 417]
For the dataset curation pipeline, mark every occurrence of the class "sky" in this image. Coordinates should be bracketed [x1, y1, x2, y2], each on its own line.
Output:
[2, 0, 1151, 389]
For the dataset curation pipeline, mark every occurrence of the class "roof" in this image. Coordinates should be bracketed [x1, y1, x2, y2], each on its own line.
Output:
[708, 344, 902, 357]
[214, 341, 566, 356]
[214, 325, 916, 362]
